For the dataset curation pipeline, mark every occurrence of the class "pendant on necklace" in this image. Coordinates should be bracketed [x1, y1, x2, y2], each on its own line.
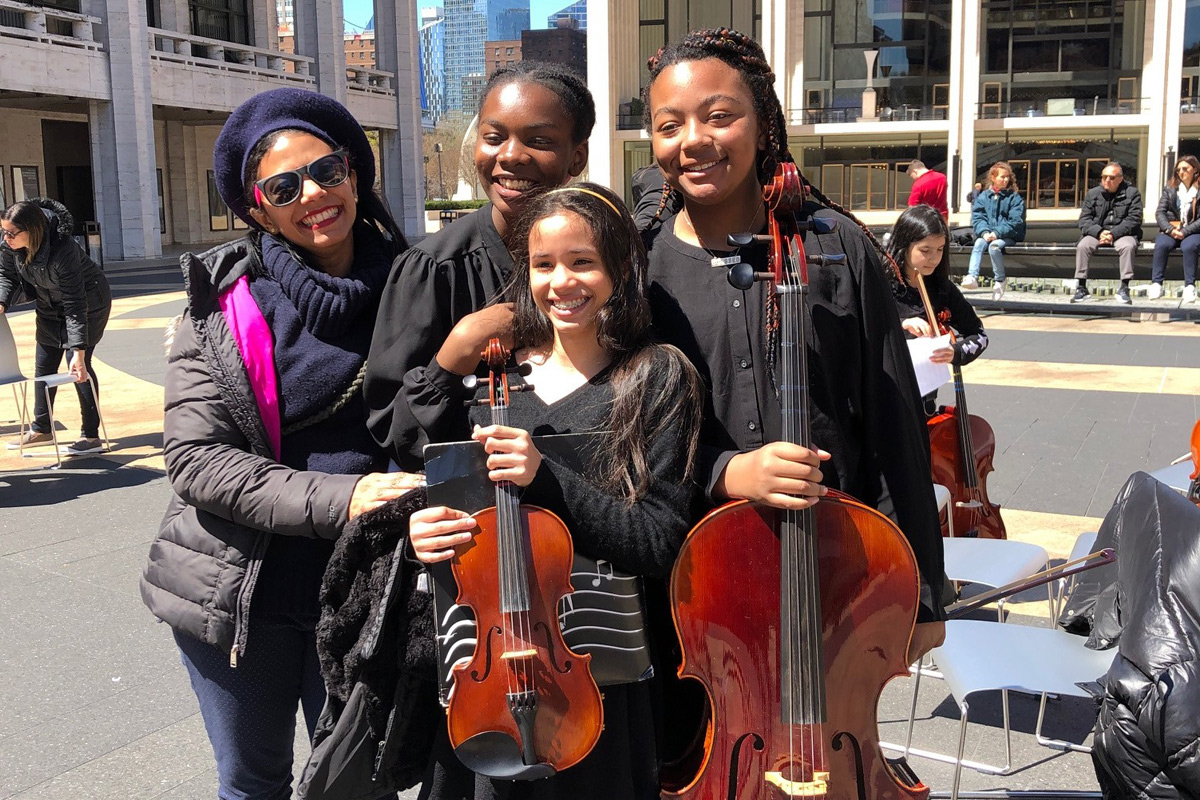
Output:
[710, 253, 742, 268]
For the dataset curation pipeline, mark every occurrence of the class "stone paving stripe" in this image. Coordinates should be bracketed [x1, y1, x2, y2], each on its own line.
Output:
[980, 313, 1200, 337]
[963, 358, 1200, 395]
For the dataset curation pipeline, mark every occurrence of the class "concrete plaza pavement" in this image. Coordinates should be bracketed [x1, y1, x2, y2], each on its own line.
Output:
[1, 257, 1197, 798]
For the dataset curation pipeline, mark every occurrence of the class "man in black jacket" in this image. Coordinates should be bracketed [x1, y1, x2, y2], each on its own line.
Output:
[1073, 162, 1143, 304]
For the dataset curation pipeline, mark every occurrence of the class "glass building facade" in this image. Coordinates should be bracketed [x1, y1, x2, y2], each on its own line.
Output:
[444, 0, 531, 110]
[979, 0, 1146, 118]
[419, 9, 447, 125]
[802, 0, 952, 123]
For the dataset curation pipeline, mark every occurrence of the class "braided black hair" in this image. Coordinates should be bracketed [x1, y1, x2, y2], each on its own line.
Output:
[642, 28, 903, 283]
[480, 60, 596, 145]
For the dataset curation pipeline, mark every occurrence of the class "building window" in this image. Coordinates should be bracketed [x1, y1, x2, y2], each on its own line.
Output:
[506, 46, 513, 55]
[980, 0, 1146, 117]
[802, 0, 953, 122]
[189, 0, 251, 45]
[11, 166, 39, 202]
[638, 0, 666, 90]
[974, 136, 1140, 209]
[799, 141, 949, 213]
[207, 171, 229, 231]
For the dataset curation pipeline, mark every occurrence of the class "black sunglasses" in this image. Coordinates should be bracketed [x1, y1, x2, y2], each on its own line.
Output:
[254, 149, 350, 208]
[0, 228, 21, 240]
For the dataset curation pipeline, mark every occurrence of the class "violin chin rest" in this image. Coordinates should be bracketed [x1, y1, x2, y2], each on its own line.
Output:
[453, 732, 559, 781]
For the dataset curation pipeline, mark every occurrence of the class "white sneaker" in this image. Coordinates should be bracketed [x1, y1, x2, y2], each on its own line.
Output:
[961, 275, 979, 289]
[1185, 285, 1197, 304]
[992, 282, 1006, 301]
[1147, 283, 1163, 300]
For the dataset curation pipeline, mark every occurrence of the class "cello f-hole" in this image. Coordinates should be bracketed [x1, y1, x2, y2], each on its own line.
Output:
[830, 732, 868, 800]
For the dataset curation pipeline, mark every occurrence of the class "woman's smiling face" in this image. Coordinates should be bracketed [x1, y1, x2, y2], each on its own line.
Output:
[474, 80, 588, 233]
[251, 132, 358, 264]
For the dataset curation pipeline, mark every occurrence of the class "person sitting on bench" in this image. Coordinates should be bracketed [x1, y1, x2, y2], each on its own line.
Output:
[1073, 161, 1143, 305]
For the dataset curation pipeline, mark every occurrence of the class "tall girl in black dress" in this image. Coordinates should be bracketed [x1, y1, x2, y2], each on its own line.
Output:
[887, 204, 989, 409]
[641, 28, 945, 623]
[365, 61, 594, 471]
[408, 183, 702, 799]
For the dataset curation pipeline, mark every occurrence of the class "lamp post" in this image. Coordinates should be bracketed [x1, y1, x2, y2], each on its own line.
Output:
[434, 142, 446, 199]
[423, 155, 430, 199]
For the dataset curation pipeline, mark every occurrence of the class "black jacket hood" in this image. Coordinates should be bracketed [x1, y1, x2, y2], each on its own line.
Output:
[29, 196, 75, 244]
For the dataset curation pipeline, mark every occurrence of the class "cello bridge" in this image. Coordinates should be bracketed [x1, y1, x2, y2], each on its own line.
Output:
[764, 770, 829, 797]
[500, 648, 538, 660]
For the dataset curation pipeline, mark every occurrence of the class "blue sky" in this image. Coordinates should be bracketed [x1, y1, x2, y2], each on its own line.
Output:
[342, 0, 560, 32]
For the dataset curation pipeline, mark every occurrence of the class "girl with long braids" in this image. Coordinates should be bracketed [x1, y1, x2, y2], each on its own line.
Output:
[641, 29, 946, 627]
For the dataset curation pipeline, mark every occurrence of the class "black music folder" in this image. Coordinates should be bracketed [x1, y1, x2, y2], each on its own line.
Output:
[423, 433, 654, 707]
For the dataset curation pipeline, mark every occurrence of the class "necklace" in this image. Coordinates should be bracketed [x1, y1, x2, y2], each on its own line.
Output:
[678, 206, 764, 269]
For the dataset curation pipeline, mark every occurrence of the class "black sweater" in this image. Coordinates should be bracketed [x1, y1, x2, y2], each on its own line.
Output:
[467, 347, 695, 579]
[365, 205, 512, 471]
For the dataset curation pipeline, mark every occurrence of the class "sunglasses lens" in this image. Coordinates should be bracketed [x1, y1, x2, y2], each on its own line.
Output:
[262, 173, 301, 206]
[310, 153, 349, 187]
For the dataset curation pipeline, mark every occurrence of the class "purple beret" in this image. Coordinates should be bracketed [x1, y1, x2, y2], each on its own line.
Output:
[213, 88, 375, 229]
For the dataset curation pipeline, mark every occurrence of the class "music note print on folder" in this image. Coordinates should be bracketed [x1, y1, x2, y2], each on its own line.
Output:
[591, 559, 614, 587]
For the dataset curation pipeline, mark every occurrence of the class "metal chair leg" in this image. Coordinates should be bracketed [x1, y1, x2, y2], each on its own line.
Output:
[1035, 692, 1093, 754]
[43, 383, 62, 469]
[83, 377, 110, 453]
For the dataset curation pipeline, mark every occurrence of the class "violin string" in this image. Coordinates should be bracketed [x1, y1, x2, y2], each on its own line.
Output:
[494, 382, 516, 701]
[500, 385, 534, 697]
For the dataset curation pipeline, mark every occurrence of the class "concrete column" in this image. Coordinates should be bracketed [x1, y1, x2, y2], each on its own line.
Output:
[1144, 0, 1184, 196]
[374, 0, 424, 239]
[947, 0, 980, 219]
[588, 0, 619, 190]
[90, 0, 160, 261]
[294, 0, 346, 102]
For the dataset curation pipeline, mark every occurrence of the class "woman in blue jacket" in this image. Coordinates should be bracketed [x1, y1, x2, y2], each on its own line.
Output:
[962, 161, 1026, 299]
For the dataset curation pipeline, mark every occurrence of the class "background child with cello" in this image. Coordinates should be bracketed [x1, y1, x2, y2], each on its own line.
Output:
[888, 203, 990, 413]
[408, 184, 702, 800]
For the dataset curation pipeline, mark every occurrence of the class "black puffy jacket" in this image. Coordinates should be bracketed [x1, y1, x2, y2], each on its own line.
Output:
[1078, 183, 1143, 241]
[0, 197, 110, 350]
[1154, 185, 1200, 237]
[1090, 472, 1200, 798]
[140, 237, 359, 663]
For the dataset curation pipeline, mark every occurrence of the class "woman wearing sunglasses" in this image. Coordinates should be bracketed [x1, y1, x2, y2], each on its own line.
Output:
[140, 88, 422, 800]
[0, 197, 111, 454]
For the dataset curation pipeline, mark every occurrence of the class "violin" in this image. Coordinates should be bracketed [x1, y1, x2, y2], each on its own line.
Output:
[910, 271, 1007, 539]
[665, 163, 928, 800]
[1188, 419, 1200, 503]
[445, 339, 603, 779]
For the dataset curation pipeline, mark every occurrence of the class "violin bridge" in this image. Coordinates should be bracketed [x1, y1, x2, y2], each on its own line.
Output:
[500, 648, 538, 660]
[764, 770, 829, 797]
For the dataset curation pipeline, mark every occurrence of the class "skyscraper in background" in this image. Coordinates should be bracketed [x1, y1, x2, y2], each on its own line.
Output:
[546, 0, 585, 31]
[444, 0, 531, 110]
[419, 6, 447, 125]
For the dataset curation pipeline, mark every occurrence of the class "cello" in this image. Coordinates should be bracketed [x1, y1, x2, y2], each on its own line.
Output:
[909, 269, 1007, 540]
[446, 339, 603, 779]
[666, 163, 928, 800]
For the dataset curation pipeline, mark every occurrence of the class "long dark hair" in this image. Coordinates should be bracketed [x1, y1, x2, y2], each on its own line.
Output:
[1169, 154, 1200, 190]
[506, 182, 701, 502]
[888, 205, 951, 290]
[241, 129, 407, 260]
[1, 201, 47, 267]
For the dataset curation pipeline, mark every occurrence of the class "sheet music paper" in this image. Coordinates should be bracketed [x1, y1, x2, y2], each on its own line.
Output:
[906, 333, 953, 396]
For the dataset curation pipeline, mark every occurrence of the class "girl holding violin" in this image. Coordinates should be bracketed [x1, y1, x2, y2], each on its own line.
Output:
[888, 204, 990, 413]
[642, 28, 945, 621]
[408, 183, 702, 799]
[365, 61, 594, 472]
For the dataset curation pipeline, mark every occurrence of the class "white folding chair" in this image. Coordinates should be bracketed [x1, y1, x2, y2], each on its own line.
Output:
[907, 619, 1114, 800]
[0, 314, 109, 468]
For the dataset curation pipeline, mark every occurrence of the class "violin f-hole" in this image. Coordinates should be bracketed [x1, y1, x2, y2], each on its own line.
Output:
[533, 620, 573, 674]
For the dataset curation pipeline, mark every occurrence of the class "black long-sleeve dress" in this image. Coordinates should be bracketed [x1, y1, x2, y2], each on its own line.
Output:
[365, 205, 513, 472]
[417, 346, 696, 800]
[644, 207, 945, 620]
